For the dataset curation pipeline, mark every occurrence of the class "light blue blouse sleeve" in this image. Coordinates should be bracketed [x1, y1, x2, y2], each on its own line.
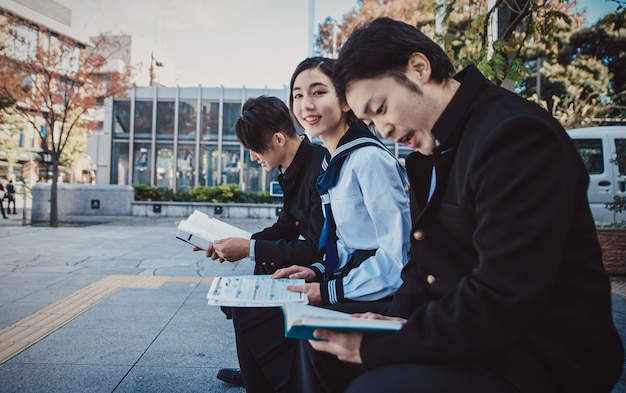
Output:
[336, 148, 411, 302]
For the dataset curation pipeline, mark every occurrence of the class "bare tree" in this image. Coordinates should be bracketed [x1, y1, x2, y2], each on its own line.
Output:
[0, 11, 131, 226]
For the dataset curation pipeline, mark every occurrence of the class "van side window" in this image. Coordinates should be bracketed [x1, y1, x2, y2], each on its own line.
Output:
[615, 139, 626, 176]
[573, 139, 604, 174]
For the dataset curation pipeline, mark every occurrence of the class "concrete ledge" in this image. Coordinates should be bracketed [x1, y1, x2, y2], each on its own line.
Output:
[132, 201, 283, 219]
[32, 184, 134, 221]
[31, 184, 283, 221]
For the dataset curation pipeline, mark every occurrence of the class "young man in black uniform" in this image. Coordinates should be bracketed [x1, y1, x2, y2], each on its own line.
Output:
[199, 96, 326, 387]
[289, 17, 624, 393]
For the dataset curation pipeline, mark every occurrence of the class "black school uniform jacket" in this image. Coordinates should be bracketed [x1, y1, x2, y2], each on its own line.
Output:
[252, 138, 326, 274]
[360, 66, 624, 392]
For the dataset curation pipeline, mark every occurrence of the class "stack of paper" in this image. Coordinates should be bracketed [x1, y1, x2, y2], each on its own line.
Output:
[206, 275, 308, 307]
[176, 210, 252, 250]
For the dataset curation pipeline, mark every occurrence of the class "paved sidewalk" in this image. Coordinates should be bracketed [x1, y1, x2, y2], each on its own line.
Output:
[0, 214, 275, 393]
[1, 213, 625, 392]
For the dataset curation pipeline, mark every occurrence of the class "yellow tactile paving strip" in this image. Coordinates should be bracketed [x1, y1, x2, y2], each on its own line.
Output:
[0, 275, 213, 364]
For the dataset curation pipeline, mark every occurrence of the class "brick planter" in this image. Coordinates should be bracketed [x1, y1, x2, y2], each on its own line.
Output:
[597, 228, 626, 274]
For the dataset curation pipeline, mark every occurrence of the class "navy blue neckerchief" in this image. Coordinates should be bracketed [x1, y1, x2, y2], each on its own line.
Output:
[316, 121, 393, 279]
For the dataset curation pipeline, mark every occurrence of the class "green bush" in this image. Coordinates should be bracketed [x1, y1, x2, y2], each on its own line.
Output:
[133, 184, 282, 204]
[133, 184, 173, 201]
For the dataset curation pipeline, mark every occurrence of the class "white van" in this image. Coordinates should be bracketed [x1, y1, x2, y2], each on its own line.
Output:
[566, 126, 626, 226]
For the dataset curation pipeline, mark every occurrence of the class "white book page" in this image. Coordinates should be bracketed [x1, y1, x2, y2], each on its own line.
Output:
[282, 303, 403, 330]
[177, 210, 252, 244]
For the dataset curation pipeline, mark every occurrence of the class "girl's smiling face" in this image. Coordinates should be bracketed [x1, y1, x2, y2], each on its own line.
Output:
[291, 68, 348, 140]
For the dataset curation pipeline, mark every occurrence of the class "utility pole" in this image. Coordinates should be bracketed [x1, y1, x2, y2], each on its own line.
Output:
[308, 0, 315, 57]
[436, 0, 445, 48]
[487, 0, 498, 59]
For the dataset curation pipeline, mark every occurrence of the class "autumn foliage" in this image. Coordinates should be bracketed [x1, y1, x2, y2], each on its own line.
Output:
[0, 10, 132, 225]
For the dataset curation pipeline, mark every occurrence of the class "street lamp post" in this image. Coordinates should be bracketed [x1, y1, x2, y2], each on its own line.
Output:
[149, 51, 164, 86]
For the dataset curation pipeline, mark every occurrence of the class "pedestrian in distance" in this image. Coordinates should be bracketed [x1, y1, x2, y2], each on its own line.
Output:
[0, 181, 7, 219]
[6, 179, 16, 214]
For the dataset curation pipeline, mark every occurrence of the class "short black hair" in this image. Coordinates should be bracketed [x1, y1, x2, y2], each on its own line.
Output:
[235, 96, 297, 153]
[334, 17, 456, 103]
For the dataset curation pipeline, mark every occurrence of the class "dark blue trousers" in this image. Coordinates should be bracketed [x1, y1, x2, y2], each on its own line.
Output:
[232, 301, 392, 393]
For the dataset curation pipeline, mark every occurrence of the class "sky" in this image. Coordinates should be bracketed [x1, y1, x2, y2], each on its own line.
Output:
[55, 0, 619, 89]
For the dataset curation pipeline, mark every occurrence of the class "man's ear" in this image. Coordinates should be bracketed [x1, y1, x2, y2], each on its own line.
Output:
[273, 132, 286, 146]
[406, 52, 431, 82]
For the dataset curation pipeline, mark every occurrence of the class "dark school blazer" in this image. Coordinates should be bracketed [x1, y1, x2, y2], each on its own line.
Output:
[252, 138, 326, 274]
[360, 65, 624, 393]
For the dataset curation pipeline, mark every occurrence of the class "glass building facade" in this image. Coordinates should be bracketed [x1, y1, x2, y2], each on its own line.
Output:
[99, 85, 414, 194]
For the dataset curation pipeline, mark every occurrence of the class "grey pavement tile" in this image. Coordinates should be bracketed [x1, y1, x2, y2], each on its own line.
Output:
[54, 273, 112, 287]
[165, 304, 224, 331]
[61, 287, 188, 329]
[114, 366, 245, 393]
[0, 272, 70, 287]
[0, 363, 130, 393]
[12, 283, 86, 304]
[76, 258, 143, 269]
[136, 329, 239, 368]
[64, 266, 145, 276]
[0, 284, 42, 302]
[166, 296, 232, 331]
[138, 258, 200, 270]
[149, 267, 205, 277]
[98, 285, 195, 308]
[203, 260, 255, 277]
[0, 264, 19, 273]
[0, 301, 49, 328]
[10, 264, 86, 274]
[64, 303, 178, 331]
[8, 326, 162, 366]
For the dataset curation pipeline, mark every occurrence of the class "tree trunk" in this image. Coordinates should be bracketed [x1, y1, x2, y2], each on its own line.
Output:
[50, 155, 59, 227]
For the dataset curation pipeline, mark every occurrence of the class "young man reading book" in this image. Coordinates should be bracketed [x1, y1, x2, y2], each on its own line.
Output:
[198, 95, 326, 386]
[287, 17, 624, 393]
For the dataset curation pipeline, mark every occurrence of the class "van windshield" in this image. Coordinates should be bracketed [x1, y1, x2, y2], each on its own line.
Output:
[573, 139, 604, 174]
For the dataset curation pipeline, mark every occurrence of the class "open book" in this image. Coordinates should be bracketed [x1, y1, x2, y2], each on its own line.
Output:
[280, 303, 403, 340]
[206, 275, 308, 307]
[176, 210, 252, 250]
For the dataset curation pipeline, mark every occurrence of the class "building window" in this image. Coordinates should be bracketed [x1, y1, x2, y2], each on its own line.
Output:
[133, 143, 151, 185]
[156, 100, 175, 139]
[105, 86, 301, 193]
[200, 144, 219, 187]
[155, 144, 174, 188]
[177, 145, 195, 190]
[113, 100, 131, 137]
[242, 149, 261, 193]
[111, 141, 129, 184]
[201, 101, 219, 141]
[178, 99, 197, 140]
[222, 102, 241, 142]
[221, 144, 241, 185]
[4, 24, 38, 62]
[134, 101, 153, 139]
